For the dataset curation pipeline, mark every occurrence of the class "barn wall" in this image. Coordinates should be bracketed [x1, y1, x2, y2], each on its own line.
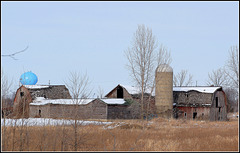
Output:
[210, 91, 227, 121]
[106, 86, 133, 99]
[29, 99, 108, 119]
[107, 105, 131, 119]
[173, 91, 212, 106]
[29, 104, 50, 118]
[175, 106, 210, 120]
[173, 91, 213, 120]
[13, 86, 32, 118]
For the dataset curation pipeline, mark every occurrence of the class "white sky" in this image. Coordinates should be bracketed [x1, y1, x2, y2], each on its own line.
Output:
[1, 1, 239, 97]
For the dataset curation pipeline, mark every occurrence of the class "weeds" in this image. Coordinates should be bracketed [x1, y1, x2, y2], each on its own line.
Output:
[1, 117, 239, 151]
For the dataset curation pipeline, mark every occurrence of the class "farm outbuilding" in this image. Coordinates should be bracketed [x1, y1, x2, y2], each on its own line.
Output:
[13, 85, 72, 118]
[105, 84, 155, 118]
[173, 86, 227, 121]
[12, 83, 228, 121]
[29, 97, 138, 119]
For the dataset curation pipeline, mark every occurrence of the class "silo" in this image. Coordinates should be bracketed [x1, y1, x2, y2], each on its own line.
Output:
[155, 64, 173, 118]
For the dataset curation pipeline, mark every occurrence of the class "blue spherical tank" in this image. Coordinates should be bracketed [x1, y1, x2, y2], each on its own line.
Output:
[20, 71, 38, 85]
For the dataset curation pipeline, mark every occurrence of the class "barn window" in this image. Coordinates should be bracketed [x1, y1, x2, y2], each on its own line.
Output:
[117, 86, 123, 98]
[20, 92, 24, 97]
[216, 97, 218, 107]
[193, 112, 197, 119]
[39, 110, 41, 117]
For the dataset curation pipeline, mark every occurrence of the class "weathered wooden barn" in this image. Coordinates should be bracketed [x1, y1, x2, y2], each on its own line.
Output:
[105, 84, 228, 121]
[13, 83, 228, 121]
[13, 84, 140, 119]
[105, 84, 155, 118]
[29, 97, 139, 119]
[13, 85, 71, 118]
[173, 86, 227, 121]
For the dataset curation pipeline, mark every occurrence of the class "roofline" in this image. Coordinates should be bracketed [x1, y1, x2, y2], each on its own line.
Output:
[104, 84, 121, 97]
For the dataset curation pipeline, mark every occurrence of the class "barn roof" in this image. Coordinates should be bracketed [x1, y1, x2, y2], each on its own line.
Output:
[106, 84, 222, 97]
[24, 85, 50, 89]
[173, 86, 222, 93]
[105, 84, 154, 97]
[30, 97, 126, 106]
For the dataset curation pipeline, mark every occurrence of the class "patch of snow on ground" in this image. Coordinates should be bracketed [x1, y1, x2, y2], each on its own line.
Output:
[1, 118, 113, 127]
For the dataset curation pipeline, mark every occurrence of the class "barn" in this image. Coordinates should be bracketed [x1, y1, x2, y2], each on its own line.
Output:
[29, 97, 138, 119]
[105, 84, 228, 121]
[13, 85, 72, 118]
[12, 83, 228, 121]
[105, 84, 155, 118]
[173, 86, 227, 121]
[13, 84, 140, 119]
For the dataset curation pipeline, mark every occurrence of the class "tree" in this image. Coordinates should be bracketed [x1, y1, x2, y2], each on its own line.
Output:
[97, 86, 105, 98]
[224, 45, 239, 89]
[125, 24, 157, 119]
[1, 69, 14, 151]
[64, 71, 92, 151]
[125, 24, 172, 119]
[224, 87, 238, 112]
[173, 69, 193, 87]
[224, 45, 239, 113]
[206, 68, 227, 86]
[1, 46, 28, 60]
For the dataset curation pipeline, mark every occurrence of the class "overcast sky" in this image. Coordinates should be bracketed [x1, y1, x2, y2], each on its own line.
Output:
[1, 1, 239, 97]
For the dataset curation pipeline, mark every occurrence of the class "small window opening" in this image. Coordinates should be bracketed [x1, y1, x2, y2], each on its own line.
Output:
[20, 92, 24, 97]
[117, 86, 123, 98]
[193, 112, 197, 119]
[184, 112, 187, 117]
[219, 107, 221, 112]
[216, 97, 218, 107]
[39, 110, 41, 117]
[202, 113, 204, 116]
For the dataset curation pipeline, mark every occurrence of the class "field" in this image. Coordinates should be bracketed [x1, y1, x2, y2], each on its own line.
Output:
[1, 113, 239, 151]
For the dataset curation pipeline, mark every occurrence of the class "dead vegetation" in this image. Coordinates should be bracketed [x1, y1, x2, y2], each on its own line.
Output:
[1, 117, 239, 151]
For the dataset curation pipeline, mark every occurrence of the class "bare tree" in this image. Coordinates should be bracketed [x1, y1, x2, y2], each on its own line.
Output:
[206, 68, 227, 86]
[97, 86, 105, 98]
[1, 46, 28, 60]
[125, 24, 157, 119]
[1, 69, 13, 100]
[224, 87, 238, 112]
[64, 71, 92, 151]
[173, 69, 193, 87]
[224, 45, 239, 89]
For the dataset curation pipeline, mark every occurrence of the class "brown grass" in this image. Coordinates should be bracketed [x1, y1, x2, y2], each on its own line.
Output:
[1, 117, 239, 151]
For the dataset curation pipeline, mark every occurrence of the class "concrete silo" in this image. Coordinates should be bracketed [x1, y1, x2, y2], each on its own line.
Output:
[155, 64, 173, 118]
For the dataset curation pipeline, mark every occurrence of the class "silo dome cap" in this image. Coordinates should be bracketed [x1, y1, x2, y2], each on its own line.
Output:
[156, 64, 173, 72]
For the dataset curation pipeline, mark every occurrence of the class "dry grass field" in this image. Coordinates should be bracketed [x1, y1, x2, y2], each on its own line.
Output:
[1, 115, 239, 151]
